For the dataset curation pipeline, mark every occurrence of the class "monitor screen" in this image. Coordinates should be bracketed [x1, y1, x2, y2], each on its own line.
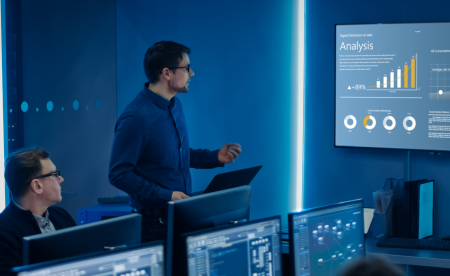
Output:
[15, 242, 164, 276]
[23, 213, 141, 265]
[289, 199, 364, 276]
[166, 186, 251, 276]
[418, 181, 434, 239]
[185, 216, 282, 276]
[335, 22, 450, 151]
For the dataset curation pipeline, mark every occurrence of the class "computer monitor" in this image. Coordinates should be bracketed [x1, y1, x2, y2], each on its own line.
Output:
[288, 199, 364, 276]
[23, 213, 142, 265]
[14, 241, 164, 276]
[166, 185, 251, 276]
[183, 216, 282, 276]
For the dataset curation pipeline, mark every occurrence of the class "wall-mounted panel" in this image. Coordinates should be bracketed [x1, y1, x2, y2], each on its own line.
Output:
[305, 0, 450, 237]
[116, 0, 298, 227]
[20, 0, 118, 220]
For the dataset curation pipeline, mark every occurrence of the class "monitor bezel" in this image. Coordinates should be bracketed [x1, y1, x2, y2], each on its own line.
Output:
[166, 185, 252, 276]
[22, 213, 142, 265]
[334, 21, 450, 153]
[13, 240, 165, 274]
[288, 198, 364, 275]
[182, 215, 282, 276]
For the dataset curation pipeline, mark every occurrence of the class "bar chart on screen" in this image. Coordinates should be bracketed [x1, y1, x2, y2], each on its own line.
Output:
[367, 54, 418, 91]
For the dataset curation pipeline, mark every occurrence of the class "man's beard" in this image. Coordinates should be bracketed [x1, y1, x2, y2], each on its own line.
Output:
[168, 80, 189, 93]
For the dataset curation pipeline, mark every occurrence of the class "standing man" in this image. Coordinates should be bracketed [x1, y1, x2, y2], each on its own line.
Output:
[109, 41, 242, 243]
[0, 147, 76, 275]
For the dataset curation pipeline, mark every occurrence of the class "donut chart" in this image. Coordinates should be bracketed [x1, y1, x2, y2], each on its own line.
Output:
[344, 115, 357, 129]
[363, 116, 376, 130]
[403, 116, 416, 131]
[383, 116, 396, 130]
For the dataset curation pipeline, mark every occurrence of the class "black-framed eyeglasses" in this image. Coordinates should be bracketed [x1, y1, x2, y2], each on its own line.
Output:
[35, 170, 60, 180]
[167, 64, 190, 72]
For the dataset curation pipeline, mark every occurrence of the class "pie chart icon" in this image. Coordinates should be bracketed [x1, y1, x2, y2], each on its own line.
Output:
[403, 116, 416, 131]
[344, 115, 357, 129]
[383, 116, 396, 130]
[363, 115, 376, 130]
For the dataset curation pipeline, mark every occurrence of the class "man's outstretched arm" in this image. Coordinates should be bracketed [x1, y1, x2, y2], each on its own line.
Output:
[190, 143, 242, 168]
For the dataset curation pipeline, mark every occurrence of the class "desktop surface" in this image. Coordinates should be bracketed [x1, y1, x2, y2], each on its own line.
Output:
[366, 236, 450, 269]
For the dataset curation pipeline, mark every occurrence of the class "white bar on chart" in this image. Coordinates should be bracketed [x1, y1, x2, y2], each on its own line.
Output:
[377, 81, 380, 88]
[390, 72, 394, 88]
[397, 69, 401, 88]
[383, 77, 387, 88]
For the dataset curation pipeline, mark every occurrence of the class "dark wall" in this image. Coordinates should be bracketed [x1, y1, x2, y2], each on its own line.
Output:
[19, 0, 118, 220]
[116, 0, 298, 227]
[304, 0, 450, 236]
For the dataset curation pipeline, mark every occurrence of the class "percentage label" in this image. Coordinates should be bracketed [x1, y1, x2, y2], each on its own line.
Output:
[354, 84, 366, 90]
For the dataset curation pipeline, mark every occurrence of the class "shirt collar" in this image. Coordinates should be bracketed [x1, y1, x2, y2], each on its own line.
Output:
[12, 198, 25, 211]
[12, 198, 50, 220]
[143, 83, 176, 111]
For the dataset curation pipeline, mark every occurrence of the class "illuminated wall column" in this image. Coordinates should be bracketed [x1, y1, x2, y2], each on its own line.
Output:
[0, 0, 5, 212]
[296, 0, 304, 211]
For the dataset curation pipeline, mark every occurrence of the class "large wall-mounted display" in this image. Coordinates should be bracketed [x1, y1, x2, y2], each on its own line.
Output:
[335, 22, 450, 151]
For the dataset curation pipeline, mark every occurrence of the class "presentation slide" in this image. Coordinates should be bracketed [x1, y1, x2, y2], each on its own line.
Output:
[335, 23, 450, 151]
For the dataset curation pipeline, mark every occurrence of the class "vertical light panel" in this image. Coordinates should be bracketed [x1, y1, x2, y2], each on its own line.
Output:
[297, 0, 305, 211]
[0, 0, 5, 212]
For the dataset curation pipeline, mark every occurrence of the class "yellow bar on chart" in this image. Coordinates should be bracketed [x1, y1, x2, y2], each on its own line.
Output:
[404, 64, 408, 88]
[411, 58, 415, 88]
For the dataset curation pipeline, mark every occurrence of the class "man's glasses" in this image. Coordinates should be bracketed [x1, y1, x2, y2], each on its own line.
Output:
[35, 170, 61, 180]
[167, 64, 190, 72]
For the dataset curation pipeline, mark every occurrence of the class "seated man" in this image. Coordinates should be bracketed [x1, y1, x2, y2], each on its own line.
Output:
[0, 147, 76, 275]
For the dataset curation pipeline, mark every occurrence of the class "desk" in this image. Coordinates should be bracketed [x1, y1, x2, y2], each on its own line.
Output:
[282, 237, 450, 275]
[365, 237, 450, 269]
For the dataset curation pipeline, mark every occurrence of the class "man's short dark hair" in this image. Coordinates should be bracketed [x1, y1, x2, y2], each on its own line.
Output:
[143, 41, 191, 84]
[4, 147, 50, 199]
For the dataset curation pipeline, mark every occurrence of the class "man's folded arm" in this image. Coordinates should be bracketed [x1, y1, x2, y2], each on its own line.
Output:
[190, 148, 224, 169]
[109, 114, 172, 201]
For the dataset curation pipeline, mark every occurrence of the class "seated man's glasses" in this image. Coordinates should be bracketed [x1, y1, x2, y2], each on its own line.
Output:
[34, 170, 61, 180]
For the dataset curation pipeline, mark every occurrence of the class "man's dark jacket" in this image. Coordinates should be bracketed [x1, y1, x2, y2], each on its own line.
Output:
[0, 202, 76, 275]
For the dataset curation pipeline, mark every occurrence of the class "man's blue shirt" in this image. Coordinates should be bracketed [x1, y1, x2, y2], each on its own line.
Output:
[109, 84, 222, 210]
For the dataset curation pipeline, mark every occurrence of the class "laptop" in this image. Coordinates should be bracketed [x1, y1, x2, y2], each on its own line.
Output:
[190, 165, 262, 196]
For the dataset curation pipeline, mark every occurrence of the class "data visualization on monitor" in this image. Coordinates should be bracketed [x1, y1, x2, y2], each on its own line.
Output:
[336, 22, 450, 151]
[289, 200, 364, 276]
[185, 217, 282, 276]
[17, 243, 164, 276]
